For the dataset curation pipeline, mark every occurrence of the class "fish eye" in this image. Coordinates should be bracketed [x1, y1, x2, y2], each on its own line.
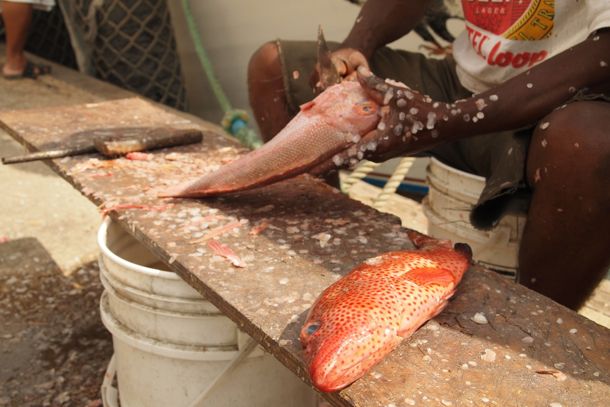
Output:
[354, 101, 377, 115]
[305, 322, 320, 336]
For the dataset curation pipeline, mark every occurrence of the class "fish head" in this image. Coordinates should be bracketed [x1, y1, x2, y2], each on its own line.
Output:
[301, 301, 398, 392]
[300, 80, 381, 137]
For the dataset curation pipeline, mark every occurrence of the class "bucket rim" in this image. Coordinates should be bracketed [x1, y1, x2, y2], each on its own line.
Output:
[99, 259, 214, 306]
[429, 157, 485, 182]
[101, 270, 224, 318]
[100, 292, 241, 361]
[98, 218, 180, 281]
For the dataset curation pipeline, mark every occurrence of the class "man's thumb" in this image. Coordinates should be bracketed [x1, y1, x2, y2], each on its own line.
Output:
[356, 66, 387, 105]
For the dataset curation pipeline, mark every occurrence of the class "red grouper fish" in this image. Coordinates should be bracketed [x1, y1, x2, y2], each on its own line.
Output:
[160, 80, 380, 198]
[300, 230, 472, 392]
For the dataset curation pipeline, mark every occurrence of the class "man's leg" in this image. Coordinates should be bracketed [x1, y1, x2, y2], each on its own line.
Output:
[247, 41, 294, 142]
[519, 101, 610, 309]
[1, 1, 33, 76]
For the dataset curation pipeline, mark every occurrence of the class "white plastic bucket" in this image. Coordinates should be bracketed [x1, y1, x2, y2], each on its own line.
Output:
[423, 158, 526, 274]
[98, 218, 316, 407]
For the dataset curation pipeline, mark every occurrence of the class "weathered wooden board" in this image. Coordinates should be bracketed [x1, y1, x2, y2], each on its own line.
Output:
[1, 98, 608, 407]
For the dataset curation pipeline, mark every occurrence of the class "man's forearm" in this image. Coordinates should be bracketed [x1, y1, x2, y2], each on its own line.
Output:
[353, 29, 610, 161]
[342, 0, 430, 58]
[445, 30, 610, 140]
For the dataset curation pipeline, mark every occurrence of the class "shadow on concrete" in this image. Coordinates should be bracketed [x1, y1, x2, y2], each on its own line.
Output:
[0, 237, 111, 406]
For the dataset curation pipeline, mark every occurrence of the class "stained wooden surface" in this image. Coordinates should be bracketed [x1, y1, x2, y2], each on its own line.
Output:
[1, 98, 608, 407]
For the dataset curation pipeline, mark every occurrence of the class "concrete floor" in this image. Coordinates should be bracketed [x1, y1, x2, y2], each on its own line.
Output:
[1, 129, 100, 274]
[0, 50, 131, 274]
[0, 238, 111, 407]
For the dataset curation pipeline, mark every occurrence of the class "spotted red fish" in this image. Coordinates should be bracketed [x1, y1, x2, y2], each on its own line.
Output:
[159, 80, 380, 198]
[300, 230, 472, 392]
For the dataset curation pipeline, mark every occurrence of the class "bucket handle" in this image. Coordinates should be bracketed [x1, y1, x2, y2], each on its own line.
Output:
[101, 341, 260, 407]
[101, 355, 120, 407]
[186, 338, 258, 407]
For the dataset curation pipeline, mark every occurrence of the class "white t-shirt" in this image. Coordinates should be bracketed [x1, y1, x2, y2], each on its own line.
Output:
[453, 0, 610, 93]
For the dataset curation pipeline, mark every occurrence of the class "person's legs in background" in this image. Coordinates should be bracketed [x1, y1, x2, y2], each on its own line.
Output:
[1, 1, 50, 78]
[2, 1, 33, 76]
[247, 41, 294, 142]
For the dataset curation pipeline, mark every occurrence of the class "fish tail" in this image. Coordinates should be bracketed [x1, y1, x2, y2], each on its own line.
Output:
[407, 229, 472, 262]
[453, 242, 473, 262]
[406, 230, 450, 249]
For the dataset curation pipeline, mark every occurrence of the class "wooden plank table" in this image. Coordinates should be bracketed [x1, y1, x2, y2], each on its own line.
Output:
[1, 98, 608, 406]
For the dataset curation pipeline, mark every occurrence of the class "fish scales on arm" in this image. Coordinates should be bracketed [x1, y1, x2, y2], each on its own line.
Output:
[159, 81, 380, 198]
[300, 230, 472, 392]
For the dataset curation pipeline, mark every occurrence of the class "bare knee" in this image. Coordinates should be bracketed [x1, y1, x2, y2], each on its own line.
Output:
[247, 41, 282, 88]
[520, 101, 610, 308]
[526, 101, 610, 188]
[247, 41, 293, 141]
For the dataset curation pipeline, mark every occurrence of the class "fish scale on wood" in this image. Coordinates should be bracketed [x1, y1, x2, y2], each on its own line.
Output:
[300, 230, 472, 392]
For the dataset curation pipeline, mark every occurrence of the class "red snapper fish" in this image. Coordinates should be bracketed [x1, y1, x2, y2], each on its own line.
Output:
[160, 80, 380, 198]
[300, 230, 472, 392]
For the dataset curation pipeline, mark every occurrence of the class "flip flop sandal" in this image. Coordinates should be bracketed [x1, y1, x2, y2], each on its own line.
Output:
[3, 60, 52, 80]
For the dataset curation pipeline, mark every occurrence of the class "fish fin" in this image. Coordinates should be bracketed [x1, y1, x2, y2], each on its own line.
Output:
[407, 229, 452, 250]
[398, 324, 420, 338]
[405, 267, 456, 288]
[300, 101, 316, 111]
[207, 239, 246, 268]
[430, 299, 450, 318]
[453, 242, 473, 262]
[398, 299, 450, 338]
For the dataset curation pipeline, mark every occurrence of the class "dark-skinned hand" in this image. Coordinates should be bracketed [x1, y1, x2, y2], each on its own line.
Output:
[310, 48, 370, 93]
[312, 66, 463, 175]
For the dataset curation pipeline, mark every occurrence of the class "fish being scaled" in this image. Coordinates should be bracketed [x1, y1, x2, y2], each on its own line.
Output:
[160, 80, 380, 198]
[300, 230, 472, 392]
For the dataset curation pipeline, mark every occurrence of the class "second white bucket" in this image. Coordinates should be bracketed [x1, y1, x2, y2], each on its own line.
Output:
[423, 157, 526, 275]
[97, 218, 316, 407]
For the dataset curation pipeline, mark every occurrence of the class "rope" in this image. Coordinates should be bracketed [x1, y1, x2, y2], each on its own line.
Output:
[372, 157, 416, 209]
[341, 160, 380, 194]
[180, 0, 262, 149]
[342, 157, 417, 211]
[82, 0, 105, 43]
[221, 109, 263, 150]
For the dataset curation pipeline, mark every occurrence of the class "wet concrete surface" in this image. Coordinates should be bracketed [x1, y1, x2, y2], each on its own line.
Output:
[0, 238, 112, 407]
